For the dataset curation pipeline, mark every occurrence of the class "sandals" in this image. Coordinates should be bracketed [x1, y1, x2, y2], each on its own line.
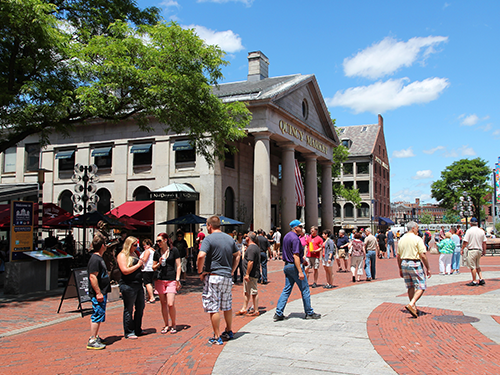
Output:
[161, 326, 170, 334]
[247, 311, 260, 317]
[235, 310, 247, 316]
[170, 327, 177, 334]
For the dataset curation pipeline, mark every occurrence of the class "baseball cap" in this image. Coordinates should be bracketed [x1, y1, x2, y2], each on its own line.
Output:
[289, 219, 304, 228]
[471, 217, 478, 223]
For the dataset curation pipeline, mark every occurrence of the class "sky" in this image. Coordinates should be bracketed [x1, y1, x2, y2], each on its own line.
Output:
[137, 0, 500, 204]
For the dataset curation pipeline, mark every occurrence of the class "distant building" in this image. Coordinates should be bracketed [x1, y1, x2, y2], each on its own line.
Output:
[335, 115, 390, 231]
[390, 198, 447, 224]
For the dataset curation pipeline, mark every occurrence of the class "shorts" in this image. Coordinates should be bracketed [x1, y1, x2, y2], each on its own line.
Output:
[243, 276, 258, 296]
[322, 258, 333, 267]
[142, 271, 154, 285]
[306, 257, 320, 269]
[401, 260, 426, 291]
[202, 275, 233, 313]
[467, 249, 482, 270]
[155, 279, 178, 294]
[91, 295, 107, 323]
[336, 249, 347, 259]
[274, 243, 281, 252]
[181, 257, 187, 273]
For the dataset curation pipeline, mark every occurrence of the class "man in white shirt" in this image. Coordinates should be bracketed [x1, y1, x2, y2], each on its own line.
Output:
[461, 218, 487, 286]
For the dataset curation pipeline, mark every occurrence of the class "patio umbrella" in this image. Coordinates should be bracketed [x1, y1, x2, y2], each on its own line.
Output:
[158, 213, 207, 225]
[63, 211, 127, 228]
[219, 215, 244, 225]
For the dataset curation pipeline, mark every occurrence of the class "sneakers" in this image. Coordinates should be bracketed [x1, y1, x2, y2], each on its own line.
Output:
[96, 335, 107, 345]
[87, 337, 106, 350]
[273, 313, 285, 321]
[220, 330, 234, 340]
[304, 312, 321, 320]
[466, 281, 478, 286]
[311, 283, 318, 288]
[208, 336, 224, 345]
[479, 279, 486, 285]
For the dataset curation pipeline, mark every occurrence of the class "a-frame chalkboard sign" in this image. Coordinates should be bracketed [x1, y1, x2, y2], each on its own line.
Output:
[57, 268, 91, 317]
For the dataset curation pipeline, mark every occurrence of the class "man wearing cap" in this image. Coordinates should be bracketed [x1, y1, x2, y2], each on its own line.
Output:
[461, 218, 487, 286]
[273, 220, 321, 321]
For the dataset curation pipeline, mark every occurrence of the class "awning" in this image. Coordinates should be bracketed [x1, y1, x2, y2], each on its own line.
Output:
[0, 183, 39, 201]
[130, 144, 152, 154]
[92, 147, 112, 157]
[55, 150, 75, 159]
[378, 217, 395, 225]
[173, 140, 194, 151]
[107, 200, 155, 224]
[149, 182, 199, 201]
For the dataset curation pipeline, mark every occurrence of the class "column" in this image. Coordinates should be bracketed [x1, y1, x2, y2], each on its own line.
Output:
[279, 143, 296, 236]
[253, 132, 271, 232]
[321, 161, 333, 231]
[304, 154, 318, 229]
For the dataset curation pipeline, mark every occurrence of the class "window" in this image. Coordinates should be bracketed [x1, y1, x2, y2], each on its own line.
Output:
[224, 150, 235, 169]
[361, 126, 367, 132]
[342, 139, 351, 149]
[357, 181, 369, 194]
[343, 163, 353, 175]
[333, 203, 341, 217]
[173, 140, 195, 166]
[358, 203, 370, 218]
[3, 147, 16, 173]
[92, 146, 112, 169]
[133, 186, 151, 201]
[131, 143, 152, 167]
[59, 190, 73, 214]
[25, 144, 40, 172]
[302, 99, 309, 119]
[344, 181, 353, 190]
[357, 162, 369, 174]
[344, 203, 354, 218]
[56, 150, 75, 171]
[224, 187, 235, 218]
[96, 188, 111, 213]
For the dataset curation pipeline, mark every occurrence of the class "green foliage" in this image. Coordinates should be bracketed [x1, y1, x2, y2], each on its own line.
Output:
[431, 158, 492, 221]
[495, 222, 500, 233]
[0, 0, 251, 165]
[419, 211, 433, 224]
[442, 209, 460, 223]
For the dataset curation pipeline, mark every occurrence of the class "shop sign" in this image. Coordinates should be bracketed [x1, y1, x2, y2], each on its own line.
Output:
[279, 120, 327, 154]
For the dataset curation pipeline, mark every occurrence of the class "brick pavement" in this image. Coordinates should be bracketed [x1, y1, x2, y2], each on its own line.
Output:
[1, 253, 499, 374]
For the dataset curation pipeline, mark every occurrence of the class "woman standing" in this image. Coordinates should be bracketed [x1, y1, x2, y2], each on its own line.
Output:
[233, 232, 244, 283]
[321, 230, 335, 288]
[117, 236, 146, 339]
[153, 233, 181, 334]
[349, 232, 365, 282]
[142, 239, 156, 304]
[438, 232, 454, 275]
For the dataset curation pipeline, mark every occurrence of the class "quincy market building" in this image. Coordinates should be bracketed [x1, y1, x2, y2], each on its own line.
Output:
[0, 51, 339, 241]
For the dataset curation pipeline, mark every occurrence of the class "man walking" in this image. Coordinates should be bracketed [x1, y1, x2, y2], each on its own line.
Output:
[236, 232, 261, 316]
[257, 229, 270, 284]
[364, 228, 379, 281]
[274, 220, 321, 321]
[198, 216, 241, 345]
[386, 229, 396, 258]
[305, 226, 322, 288]
[461, 218, 487, 286]
[397, 221, 431, 318]
[87, 234, 110, 350]
[336, 229, 349, 272]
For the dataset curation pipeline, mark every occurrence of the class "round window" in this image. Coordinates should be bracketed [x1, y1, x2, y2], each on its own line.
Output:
[302, 99, 309, 119]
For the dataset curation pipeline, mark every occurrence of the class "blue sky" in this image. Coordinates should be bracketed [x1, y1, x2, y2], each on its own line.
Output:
[138, 0, 500, 204]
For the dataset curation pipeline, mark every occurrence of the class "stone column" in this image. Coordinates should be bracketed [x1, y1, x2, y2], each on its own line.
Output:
[304, 154, 318, 229]
[279, 143, 296, 236]
[321, 161, 333, 231]
[253, 132, 271, 232]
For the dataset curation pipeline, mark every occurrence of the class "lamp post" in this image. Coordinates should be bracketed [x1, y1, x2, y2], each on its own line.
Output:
[71, 164, 99, 253]
[458, 191, 473, 230]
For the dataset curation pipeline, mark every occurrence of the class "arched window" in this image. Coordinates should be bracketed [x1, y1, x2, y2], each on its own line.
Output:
[97, 188, 111, 213]
[333, 203, 341, 218]
[358, 203, 370, 218]
[344, 203, 354, 218]
[59, 190, 73, 215]
[133, 186, 150, 201]
[224, 187, 235, 218]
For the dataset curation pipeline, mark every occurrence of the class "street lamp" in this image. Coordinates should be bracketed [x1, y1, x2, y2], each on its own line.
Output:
[71, 164, 99, 253]
[458, 191, 473, 230]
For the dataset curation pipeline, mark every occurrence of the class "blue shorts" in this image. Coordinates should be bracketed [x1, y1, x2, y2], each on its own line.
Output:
[91, 295, 107, 323]
[401, 260, 426, 290]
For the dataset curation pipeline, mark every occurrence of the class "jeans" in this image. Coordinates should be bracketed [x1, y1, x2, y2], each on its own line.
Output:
[365, 250, 376, 279]
[119, 282, 145, 337]
[275, 263, 313, 316]
[452, 251, 461, 270]
[387, 242, 396, 258]
[260, 251, 268, 283]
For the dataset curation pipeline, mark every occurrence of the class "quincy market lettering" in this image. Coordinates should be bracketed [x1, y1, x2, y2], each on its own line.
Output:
[279, 120, 327, 154]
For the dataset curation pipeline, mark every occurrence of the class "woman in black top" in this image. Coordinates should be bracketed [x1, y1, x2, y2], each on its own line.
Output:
[117, 236, 147, 339]
[153, 232, 181, 334]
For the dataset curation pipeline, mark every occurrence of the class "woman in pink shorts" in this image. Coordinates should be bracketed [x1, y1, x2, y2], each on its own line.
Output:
[153, 233, 181, 334]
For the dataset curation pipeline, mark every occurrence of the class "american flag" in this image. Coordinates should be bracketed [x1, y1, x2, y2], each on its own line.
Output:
[295, 159, 305, 207]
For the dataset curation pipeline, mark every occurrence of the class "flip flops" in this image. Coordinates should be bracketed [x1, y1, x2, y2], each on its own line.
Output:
[405, 304, 418, 318]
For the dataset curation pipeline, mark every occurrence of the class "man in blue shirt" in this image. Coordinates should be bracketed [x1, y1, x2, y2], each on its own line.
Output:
[273, 220, 321, 321]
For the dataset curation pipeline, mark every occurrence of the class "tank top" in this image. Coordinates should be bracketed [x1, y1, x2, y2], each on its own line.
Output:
[142, 248, 154, 272]
[120, 256, 143, 284]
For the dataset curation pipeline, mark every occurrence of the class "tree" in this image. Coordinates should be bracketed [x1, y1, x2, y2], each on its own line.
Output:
[0, 0, 251, 164]
[442, 209, 460, 224]
[431, 158, 492, 223]
[419, 211, 433, 224]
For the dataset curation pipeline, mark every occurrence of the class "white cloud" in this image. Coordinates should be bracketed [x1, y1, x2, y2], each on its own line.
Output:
[185, 25, 244, 53]
[412, 170, 433, 179]
[423, 146, 445, 155]
[343, 36, 448, 79]
[161, 0, 180, 7]
[392, 188, 424, 202]
[480, 123, 492, 132]
[444, 145, 476, 157]
[459, 113, 490, 126]
[327, 77, 449, 113]
[392, 147, 415, 158]
[197, 0, 254, 6]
